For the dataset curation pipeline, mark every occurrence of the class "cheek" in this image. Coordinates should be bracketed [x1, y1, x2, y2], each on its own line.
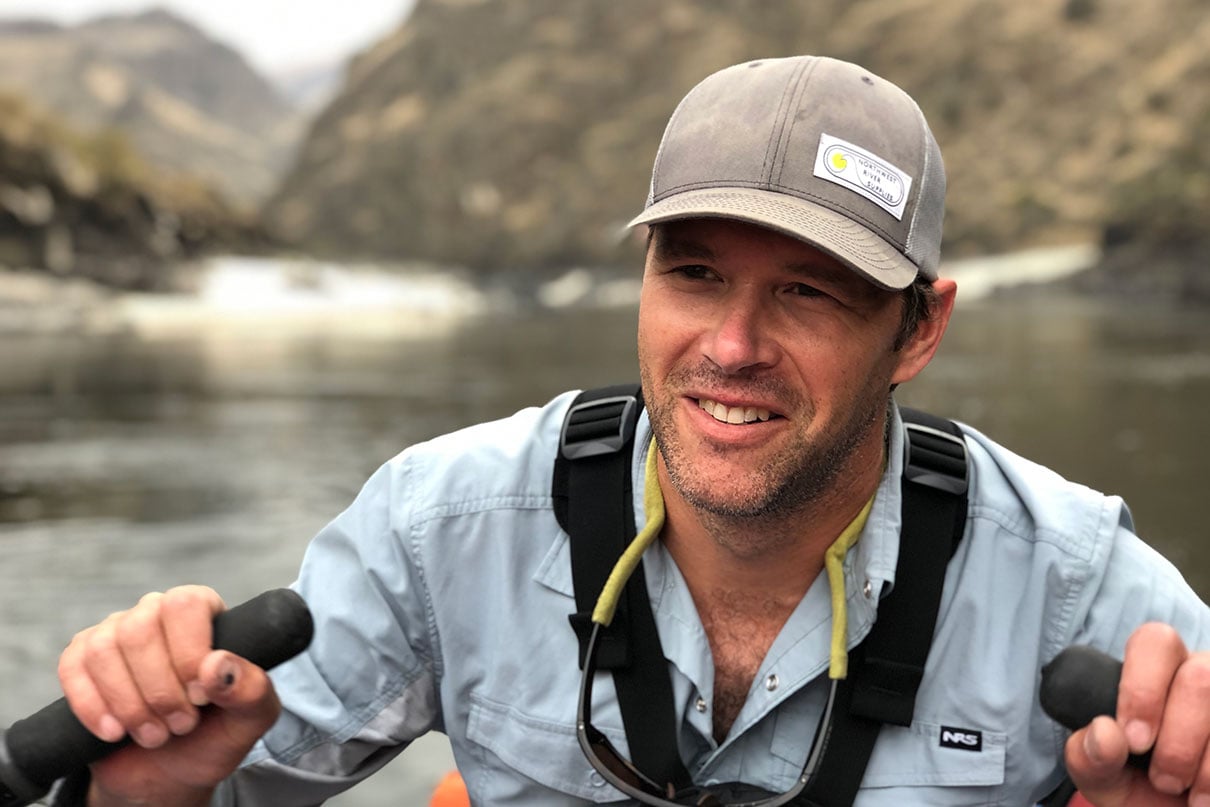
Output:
[638, 299, 689, 368]
[788, 338, 894, 402]
[636, 310, 664, 385]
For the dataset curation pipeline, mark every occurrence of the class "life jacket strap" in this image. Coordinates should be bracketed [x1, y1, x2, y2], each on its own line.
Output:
[554, 384, 692, 790]
[555, 390, 970, 803]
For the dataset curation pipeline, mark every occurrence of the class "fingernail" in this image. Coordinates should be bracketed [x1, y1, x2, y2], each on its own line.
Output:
[1124, 719, 1152, 752]
[1153, 773, 1187, 795]
[166, 710, 196, 736]
[97, 713, 125, 743]
[1083, 727, 1102, 763]
[187, 680, 210, 707]
[134, 721, 168, 749]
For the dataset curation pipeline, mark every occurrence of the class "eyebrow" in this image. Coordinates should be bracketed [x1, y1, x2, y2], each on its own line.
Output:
[649, 232, 716, 263]
[786, 256, 855, 285]
[652, 230, 852, 282]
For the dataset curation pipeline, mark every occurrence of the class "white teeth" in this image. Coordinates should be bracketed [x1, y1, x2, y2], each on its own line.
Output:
[698, 399, 772, 424]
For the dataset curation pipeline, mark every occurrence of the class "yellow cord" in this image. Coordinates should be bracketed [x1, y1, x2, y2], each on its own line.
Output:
[591, 440, 664, 626]
[590, 437, 875, 681]
[823, 494, 874, 679]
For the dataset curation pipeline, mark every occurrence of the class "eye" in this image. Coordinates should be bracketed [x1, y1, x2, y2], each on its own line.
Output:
[669, 264, 719, 282]
[786, 282, 830, 299]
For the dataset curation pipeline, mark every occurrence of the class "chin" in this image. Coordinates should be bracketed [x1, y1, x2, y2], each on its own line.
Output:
[673, 467, 787, 519]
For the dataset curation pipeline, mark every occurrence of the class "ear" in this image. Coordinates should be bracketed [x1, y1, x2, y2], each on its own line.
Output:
[890, 278, 957, 386]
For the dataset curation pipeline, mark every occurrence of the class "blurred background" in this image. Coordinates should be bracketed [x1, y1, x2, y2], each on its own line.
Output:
[0, 0, 1208, 803]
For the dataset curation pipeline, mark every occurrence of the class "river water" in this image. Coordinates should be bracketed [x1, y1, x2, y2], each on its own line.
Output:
[1, 251, 1208, 804]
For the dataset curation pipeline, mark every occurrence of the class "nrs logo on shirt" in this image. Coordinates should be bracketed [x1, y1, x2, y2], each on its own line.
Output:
[939, 726, 983, 752]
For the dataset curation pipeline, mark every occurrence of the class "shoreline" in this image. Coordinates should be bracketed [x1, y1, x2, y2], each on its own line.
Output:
[8, 241, 1208, 339]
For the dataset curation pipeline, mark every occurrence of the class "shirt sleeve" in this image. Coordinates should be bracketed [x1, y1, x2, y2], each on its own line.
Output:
[212, 455, 443, 805]
[1071, 505, 1210, 655]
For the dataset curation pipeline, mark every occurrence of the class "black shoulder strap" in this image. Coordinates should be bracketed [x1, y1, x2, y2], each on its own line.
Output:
[796, 406, 969, 805]
[851, 407, 969, 723]
[553, 384, 692, 790]
[554, 384, 643, 670]
[555, 392, 969, 802]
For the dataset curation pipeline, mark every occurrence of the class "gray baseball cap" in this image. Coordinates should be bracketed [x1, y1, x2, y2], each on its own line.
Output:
[629, 56, 945, 290]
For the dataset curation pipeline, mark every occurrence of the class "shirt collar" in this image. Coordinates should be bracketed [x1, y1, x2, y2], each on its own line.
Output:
[632, 404, 910, 655]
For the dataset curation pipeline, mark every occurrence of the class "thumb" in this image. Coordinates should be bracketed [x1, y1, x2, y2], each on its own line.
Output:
[87, 650, 284, 798]
[1066, 717, 1181, 807]
[195, 649, 281, 732]
[1067, 717, 1131, 803]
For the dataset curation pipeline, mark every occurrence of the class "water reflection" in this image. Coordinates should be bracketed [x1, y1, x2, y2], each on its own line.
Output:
[899, 295, 1210, 577]
[1, 288, 1208, 804]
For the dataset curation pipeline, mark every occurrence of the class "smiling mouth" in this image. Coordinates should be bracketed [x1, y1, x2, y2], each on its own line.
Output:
[697, 398, 778, 425]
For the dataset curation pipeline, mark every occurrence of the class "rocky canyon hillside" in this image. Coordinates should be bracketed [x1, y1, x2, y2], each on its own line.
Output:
[266, 0, 1210, 293]
[0, 10, 301, 205]
[0, 91, 262, 290]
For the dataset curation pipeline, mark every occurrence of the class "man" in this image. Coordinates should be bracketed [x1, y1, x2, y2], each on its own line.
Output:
[52, 56, 1210, 806]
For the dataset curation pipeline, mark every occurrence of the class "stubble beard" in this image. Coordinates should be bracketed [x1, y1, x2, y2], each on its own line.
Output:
[642, 362, 886, 532]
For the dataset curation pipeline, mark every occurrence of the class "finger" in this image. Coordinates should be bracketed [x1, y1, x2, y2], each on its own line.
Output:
[1065, 716, 1183, 807]
[1070, 716, 1130, 780]
[78, 593, 189, 749]
[1118, 623, 1187, 754]
[1188, 733, 1210, 806]
[1148, 653, 1210, 795]
[106, 651, 285, 792]
[160, 585, 225, 704]
[58, 619, 127, 743]
[77, 611, 172, 747]
[117, 592, 202, 741]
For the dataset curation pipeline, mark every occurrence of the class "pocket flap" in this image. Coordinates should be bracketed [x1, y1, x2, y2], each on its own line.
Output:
[862, 721, 1007, 788]
[467, 692, 629, 802]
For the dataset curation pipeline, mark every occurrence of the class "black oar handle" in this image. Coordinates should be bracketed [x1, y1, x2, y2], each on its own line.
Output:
[1040, 645, 1151, 770]
[0, 588, 313, 807]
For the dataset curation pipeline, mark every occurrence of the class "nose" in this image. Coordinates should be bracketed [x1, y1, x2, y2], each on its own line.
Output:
[701, 292, 779, 375]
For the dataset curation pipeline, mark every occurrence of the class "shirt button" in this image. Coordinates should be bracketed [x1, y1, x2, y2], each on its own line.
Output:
[695, 697, 708, 713]
[863, 579, 874, 599]
[589, 771, 606, 787]
[765, 674, 779, 692]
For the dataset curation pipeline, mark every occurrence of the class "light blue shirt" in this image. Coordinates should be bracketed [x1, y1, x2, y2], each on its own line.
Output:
[214, 391, 1210, 805]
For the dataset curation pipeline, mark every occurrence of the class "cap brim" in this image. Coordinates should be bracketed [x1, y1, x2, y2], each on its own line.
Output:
[628, 188, 920, 290]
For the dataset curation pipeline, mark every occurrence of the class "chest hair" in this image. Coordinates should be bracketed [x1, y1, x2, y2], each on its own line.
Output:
[696, 590, 797, 743]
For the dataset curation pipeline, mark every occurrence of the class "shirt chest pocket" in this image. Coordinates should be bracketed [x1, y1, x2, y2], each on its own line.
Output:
[466, 692, 630, 804]
[854, 721, 1008, 803]
[770, 716, 1007, 803]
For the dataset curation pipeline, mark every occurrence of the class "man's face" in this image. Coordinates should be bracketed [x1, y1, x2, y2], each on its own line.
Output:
[637, 218, 923, 522]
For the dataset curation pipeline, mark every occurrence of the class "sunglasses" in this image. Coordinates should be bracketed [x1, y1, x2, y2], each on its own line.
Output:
[575, 621, 840, 806]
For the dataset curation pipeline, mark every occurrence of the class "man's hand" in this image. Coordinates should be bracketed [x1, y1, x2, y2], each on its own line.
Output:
[57, 585, 282, 807]
[1064, 623, 1210, 806]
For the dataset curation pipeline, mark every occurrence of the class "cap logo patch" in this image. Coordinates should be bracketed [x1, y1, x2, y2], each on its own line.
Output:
[813, 133, 913, 221]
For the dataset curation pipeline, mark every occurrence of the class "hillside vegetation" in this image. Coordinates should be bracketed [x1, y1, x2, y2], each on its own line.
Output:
[0, 92, 260, 289]
[0, 10, 301, 205]
[263, 0, 1209, 292]
[1, 1, 1205, 296]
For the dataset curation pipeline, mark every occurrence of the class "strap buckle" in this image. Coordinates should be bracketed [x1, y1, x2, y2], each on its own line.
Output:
[560, 395, 639, 460]
[902, 421, 969, 496]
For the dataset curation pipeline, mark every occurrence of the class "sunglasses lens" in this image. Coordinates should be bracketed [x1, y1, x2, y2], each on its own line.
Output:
[585, 727, 664, 793]
[674, 782, 778, 804]
[584, 728, 782, 806]
[577, 623, 806, 807]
